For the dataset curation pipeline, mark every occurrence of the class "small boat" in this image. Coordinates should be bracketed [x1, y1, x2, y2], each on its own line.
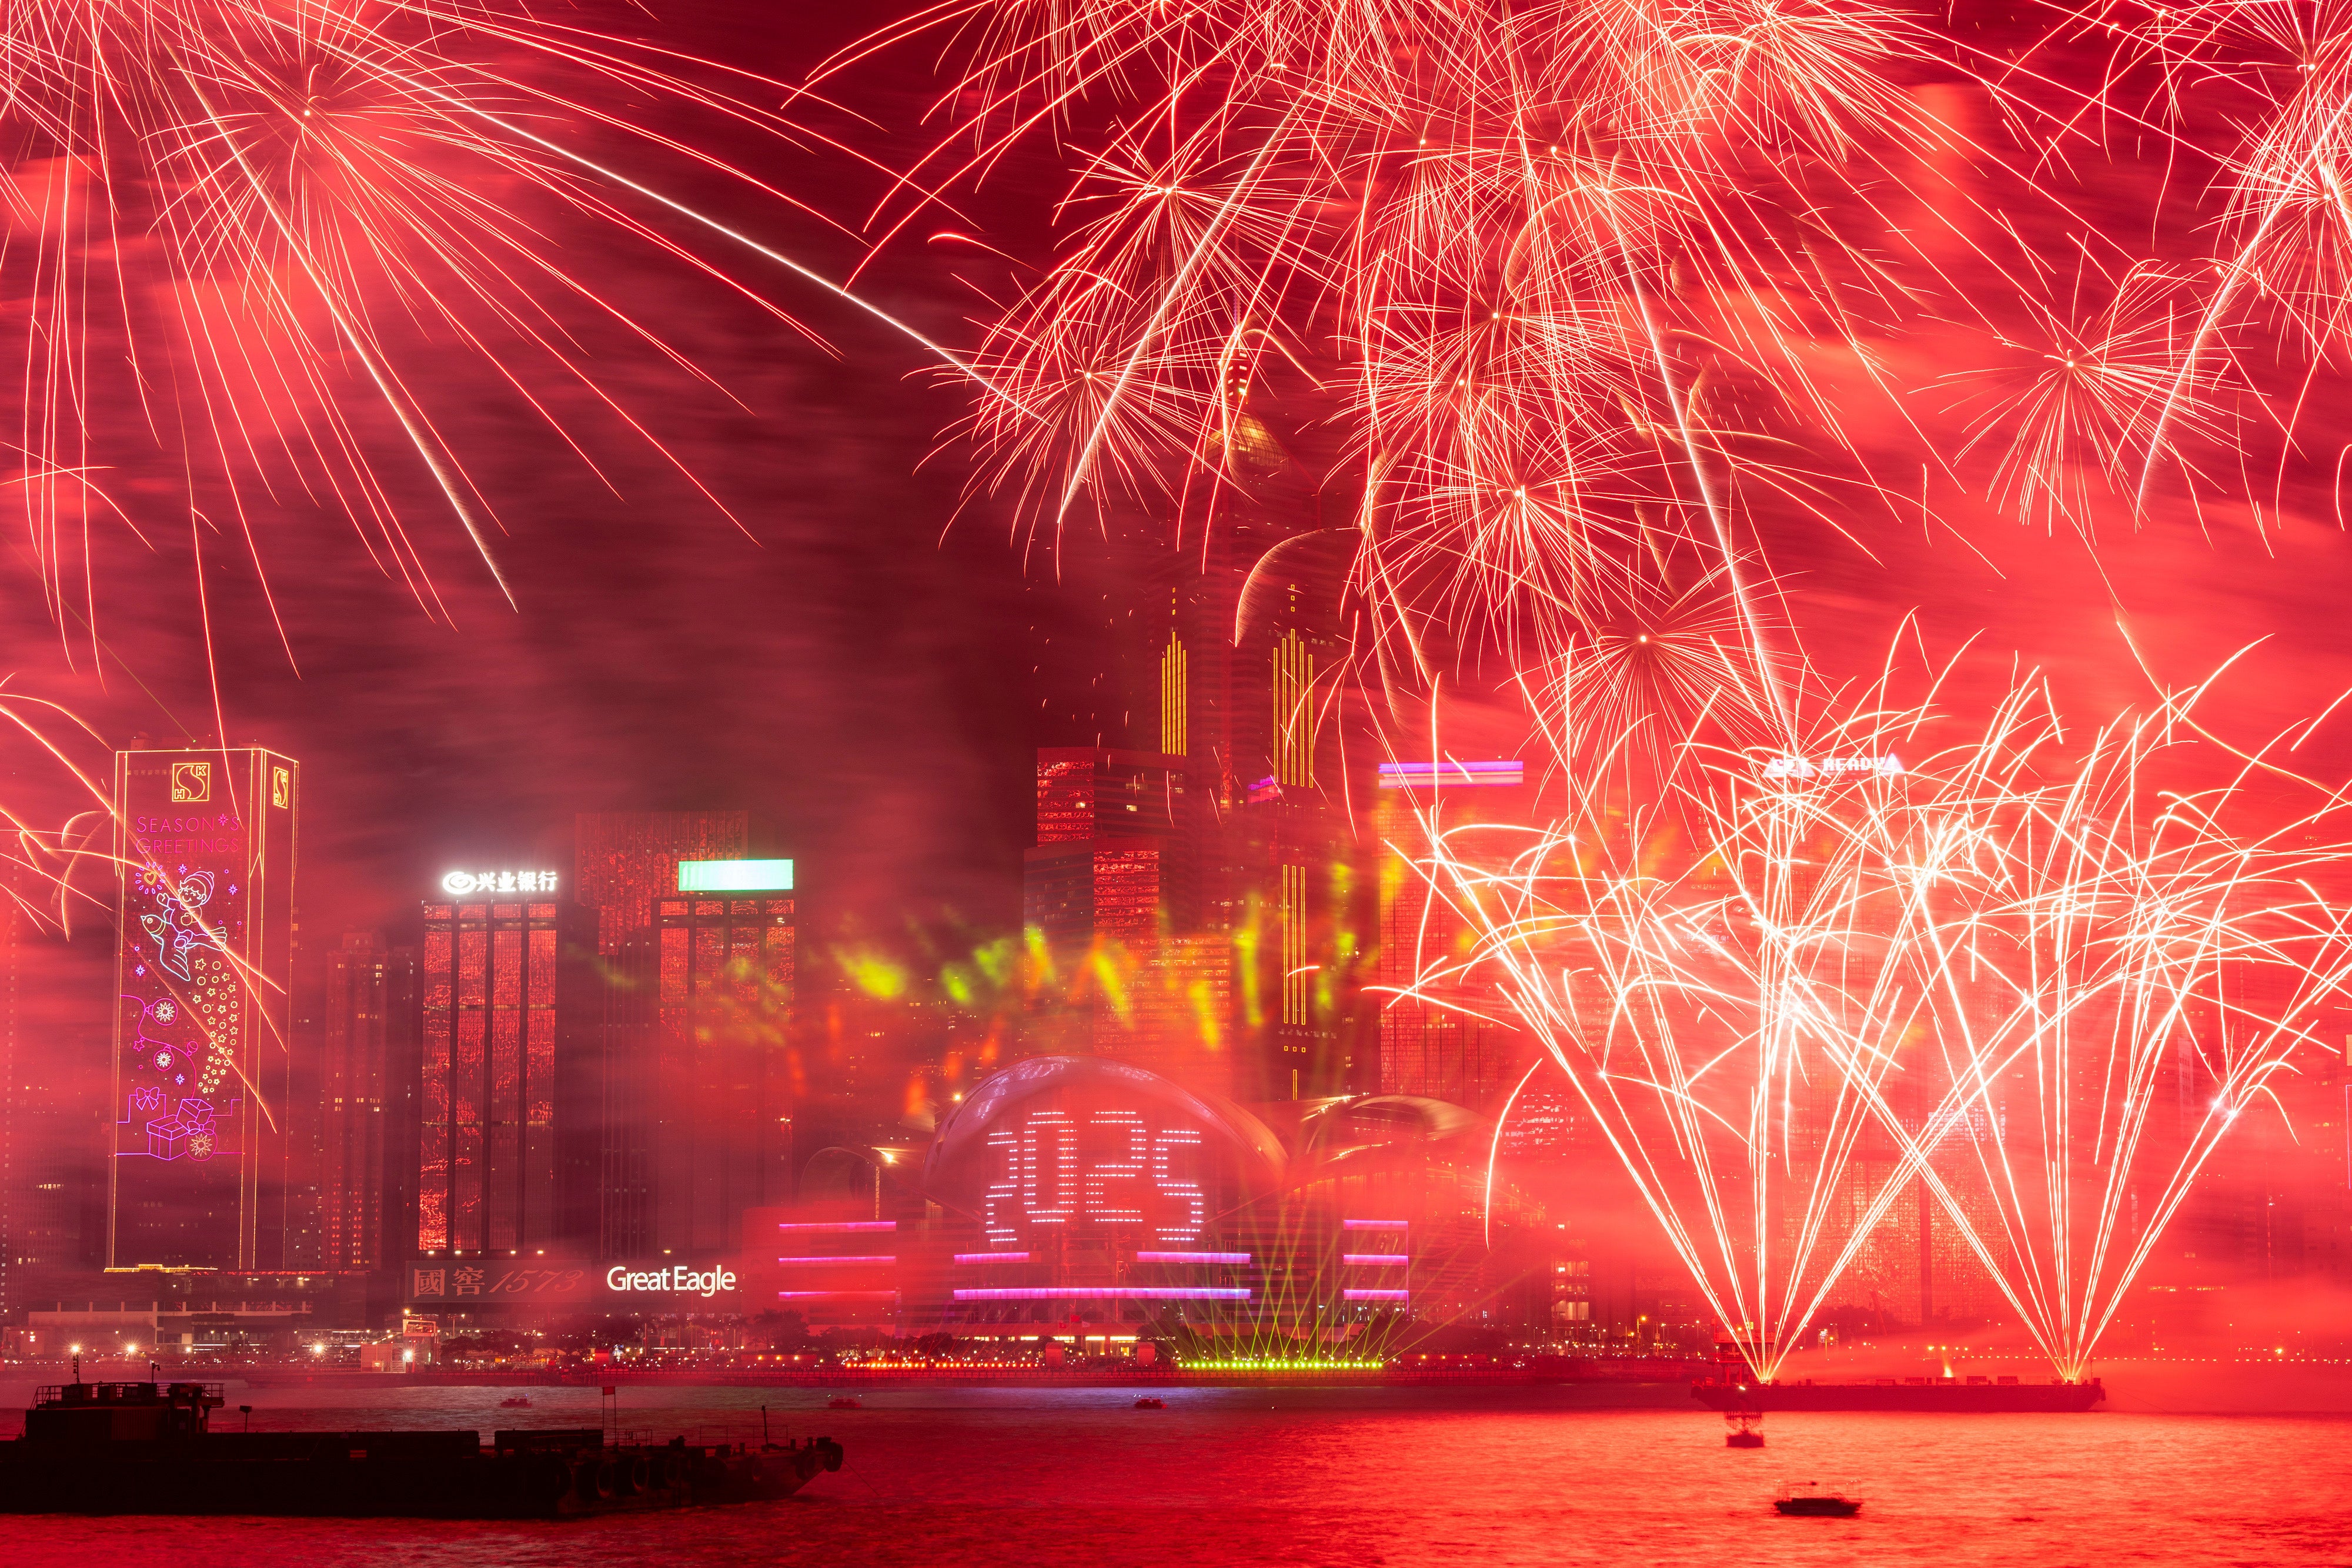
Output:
[497, 1397, 532, 1409]
[1725, 1410, 1763, 1448]
[826, 1397, 861, 1411]
[1133, 1398, 1165, 1410]
[1773, 1483, 1862, 1518]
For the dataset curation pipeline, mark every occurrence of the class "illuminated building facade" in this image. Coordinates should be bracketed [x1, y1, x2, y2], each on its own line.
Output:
[1371, 760, 1536, 1108]
[603, 859, 796, 1258]
[1044, 500, 1366, 1104]
[750, 1208, 908, 1331]
[414, 881, 600, 1258]
[1023, 750, 1237, 1086]
[1174, 564, 1361, 1102]
[1024, 749, 1195, 949]
[573, 812, 757, 956]
[1036, 561, 1372, 1104]
[316, 933, 416, 1271]
[108, 747, 298, 1271]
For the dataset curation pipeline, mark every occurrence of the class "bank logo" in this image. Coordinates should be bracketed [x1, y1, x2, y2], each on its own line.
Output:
[271, 766, 290, 809]
[170, 761, 212, 803]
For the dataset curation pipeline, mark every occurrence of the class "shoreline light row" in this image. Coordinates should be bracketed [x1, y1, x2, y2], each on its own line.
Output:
[952, 1287, 1251, 1302]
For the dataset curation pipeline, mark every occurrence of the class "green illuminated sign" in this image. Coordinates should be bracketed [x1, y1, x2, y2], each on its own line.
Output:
[677, 859, 794, 892]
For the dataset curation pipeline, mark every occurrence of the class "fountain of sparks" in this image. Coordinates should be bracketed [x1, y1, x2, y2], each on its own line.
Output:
[1396, 666, 2352, 1382]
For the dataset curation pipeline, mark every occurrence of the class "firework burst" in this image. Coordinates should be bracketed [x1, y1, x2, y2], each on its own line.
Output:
[0, 0, 901, 653]
[823, 0, 2018, 699]
[1395, 656, 2352, 1379]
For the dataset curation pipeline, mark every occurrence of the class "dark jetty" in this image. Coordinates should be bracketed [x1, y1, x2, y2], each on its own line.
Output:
[1693, 1376, 2104, 1413]
[0, 1380, 843, 1517]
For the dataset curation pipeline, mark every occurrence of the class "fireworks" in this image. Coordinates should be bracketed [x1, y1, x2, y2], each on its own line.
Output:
[821, 0, 2002, 684]
[803, 0, 2352, 1373]
[821, 0, 2352, 666]
[0, 0, 898, 645]
[1395, 661, 2352, 1378]
[783, 0, 2352, 1380]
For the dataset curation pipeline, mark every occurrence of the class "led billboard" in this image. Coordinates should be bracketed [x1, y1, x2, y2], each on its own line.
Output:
[676, 858, 794, 892]
[923, 1057, 1285, 1288]
[108, 748, 297, 1269]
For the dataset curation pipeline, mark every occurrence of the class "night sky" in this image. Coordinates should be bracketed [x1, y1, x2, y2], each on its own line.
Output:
[5, 0, 2352, 960]
[1, 1, 1101, 956]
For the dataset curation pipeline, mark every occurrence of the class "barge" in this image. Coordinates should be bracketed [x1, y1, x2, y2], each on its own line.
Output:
[1692, 1376, 2104, 1413]
[0, 1380, 843, 1517]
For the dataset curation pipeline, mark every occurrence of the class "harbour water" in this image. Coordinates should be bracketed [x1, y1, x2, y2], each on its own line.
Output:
[2, 1379, 2345, 1566]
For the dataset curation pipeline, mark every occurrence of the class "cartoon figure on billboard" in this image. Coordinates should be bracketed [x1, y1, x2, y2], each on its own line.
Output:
[134, 863, 226, 983]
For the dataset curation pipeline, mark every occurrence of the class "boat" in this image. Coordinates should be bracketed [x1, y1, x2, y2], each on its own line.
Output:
[1723, 1400, 1765, 1447]
[827, 1397, 862, 1411]
[1134, 1398, 1165, 1410]
[0, 1380, 842, 1517]
[1773, 1484, 1862, 1518]
[1693, 1376, 2104, 1413]
[498, 1397, 532, 1409]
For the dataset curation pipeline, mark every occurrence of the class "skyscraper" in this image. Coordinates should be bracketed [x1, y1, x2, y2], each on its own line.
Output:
[317, 932, 416, 1271]
[1020, 748, 1242, 1086]
[415, 874, 599, 1258]
[574, 813, 756, 956]
[603, 859, 796, 1258]
[108, 746, 298, 1271]
[1145, 531, 1365, 1101]
[1023, 748, 1195, 952]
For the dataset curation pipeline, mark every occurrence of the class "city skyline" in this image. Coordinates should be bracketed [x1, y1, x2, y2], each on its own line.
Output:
[0, 10, 2350, 1561]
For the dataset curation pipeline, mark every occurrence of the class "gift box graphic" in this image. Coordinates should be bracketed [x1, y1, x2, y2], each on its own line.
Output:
[146, 1096, 219, 1162]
